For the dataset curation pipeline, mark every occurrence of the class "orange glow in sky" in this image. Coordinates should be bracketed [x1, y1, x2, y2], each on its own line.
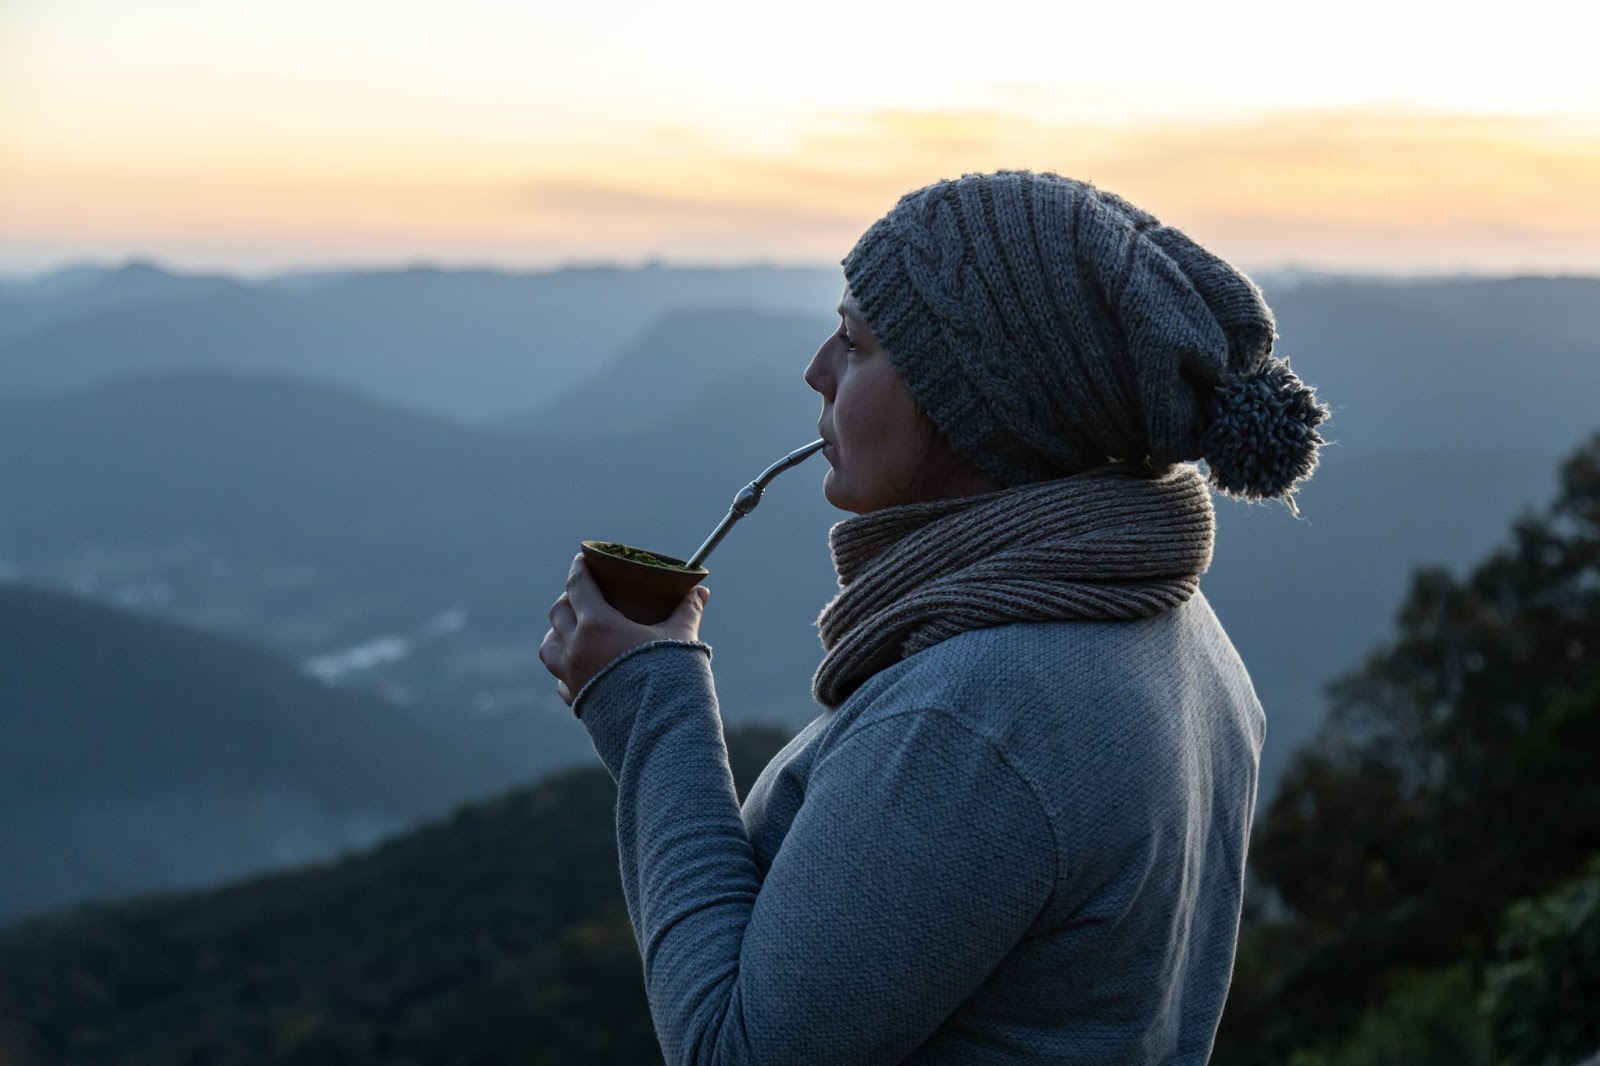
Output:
[3, 0, 1597, 275]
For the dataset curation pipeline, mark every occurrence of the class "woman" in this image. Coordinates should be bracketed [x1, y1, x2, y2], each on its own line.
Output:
[540, 169, 1329, 1064]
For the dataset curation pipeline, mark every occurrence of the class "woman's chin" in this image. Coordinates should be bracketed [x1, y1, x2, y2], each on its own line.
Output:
[821, 470, 858, 514]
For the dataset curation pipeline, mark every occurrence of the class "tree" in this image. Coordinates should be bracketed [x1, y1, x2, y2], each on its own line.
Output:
[1217, 431, 1600, 1064]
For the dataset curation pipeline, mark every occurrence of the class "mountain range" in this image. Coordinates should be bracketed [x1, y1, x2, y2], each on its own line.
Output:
[0, 260, 845, 423]
[1, 262, 1596, 929]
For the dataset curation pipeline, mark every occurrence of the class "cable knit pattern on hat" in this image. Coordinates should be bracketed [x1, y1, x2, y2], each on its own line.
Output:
[842, 170, 1331, 511]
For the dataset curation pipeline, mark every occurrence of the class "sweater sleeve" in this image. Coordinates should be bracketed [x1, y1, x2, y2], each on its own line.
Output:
[574, 642, 1057, 1066]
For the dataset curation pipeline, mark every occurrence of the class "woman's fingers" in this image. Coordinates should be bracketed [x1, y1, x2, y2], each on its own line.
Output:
[547, 553, 661, 708]
[540, 622, 577, 706]
[538, 625, 563, 676]
[564, 553, 610, 618]
[548, 592, 576, 641]
[542, 590, 575, 668]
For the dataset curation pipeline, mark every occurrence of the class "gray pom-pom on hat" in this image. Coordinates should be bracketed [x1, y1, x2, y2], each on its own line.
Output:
[842, 169, 1331, 513]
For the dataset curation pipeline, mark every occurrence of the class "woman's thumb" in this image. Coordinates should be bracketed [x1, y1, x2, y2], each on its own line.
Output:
[667, 584, 709, 628]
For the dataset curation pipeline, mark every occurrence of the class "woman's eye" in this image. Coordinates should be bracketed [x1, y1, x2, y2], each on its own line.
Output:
[837, 330, 858, 352]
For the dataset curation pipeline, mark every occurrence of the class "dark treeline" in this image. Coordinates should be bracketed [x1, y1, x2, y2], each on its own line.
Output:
[1216, 431, 1600, 1064]
[2, 436, 1597, 1063]
[0, 723, 790, 1065]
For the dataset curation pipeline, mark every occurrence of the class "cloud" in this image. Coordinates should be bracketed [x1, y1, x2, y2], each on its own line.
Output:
[1098, 109, 1600, 226]
[6, 101, 1597, 272]
[497, 106, 1600, 270]
[508, 180, 860, 231]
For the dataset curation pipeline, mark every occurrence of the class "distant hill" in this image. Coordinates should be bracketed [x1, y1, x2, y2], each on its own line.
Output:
[1266, 276, 1600, 456]
[0, 584, 579, 924]
[0, 261, 845, 423]
[0, 724, 794, 1065]
[505, 306, 830, 436]
[6, 263, 1595, 445]
[0, 260, 240, 347]
[0, 317, 837, 725]
[0, 369, 519, 564]
[0, 280, 1596, 809]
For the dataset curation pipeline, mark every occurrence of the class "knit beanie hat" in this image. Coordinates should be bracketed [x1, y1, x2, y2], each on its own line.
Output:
[842, 169, 1331, 515]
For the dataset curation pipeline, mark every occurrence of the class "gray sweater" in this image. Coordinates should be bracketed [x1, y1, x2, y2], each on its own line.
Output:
[574, 588, 1265, 1064]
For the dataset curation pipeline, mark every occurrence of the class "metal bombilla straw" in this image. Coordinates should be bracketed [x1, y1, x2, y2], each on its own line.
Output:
[685, 438, 827, 570]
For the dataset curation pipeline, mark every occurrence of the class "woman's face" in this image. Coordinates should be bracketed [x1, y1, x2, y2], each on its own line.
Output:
[804, 288, 999, 514]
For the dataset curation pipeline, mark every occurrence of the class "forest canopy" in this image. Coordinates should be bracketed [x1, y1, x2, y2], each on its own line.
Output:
[1216, 430, 1600, 1065]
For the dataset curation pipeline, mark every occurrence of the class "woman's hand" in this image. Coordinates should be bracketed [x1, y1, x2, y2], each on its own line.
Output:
[539, 553, 710, 707]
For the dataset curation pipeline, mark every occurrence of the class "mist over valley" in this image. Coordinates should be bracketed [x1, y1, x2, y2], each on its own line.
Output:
[2, 262, 1596, 926]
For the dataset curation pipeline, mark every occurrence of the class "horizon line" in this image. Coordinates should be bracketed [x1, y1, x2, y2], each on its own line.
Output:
[5, 253, 1599, 287]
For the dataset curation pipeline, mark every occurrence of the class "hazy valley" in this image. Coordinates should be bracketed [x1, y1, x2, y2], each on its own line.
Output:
[1, 261, 1596, 925]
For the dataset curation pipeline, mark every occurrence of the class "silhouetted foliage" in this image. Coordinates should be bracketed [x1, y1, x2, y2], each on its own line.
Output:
[1265, 855, 1600, 1066]
[1217, 430, 1600, 1064]
[1485, 855, 1600, 1066]
[0, 724, 793, 1065]
[1285, 966, 1490, 1066]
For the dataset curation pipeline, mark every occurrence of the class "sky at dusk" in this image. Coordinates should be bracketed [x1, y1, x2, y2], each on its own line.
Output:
[3, 0, 1598, 276]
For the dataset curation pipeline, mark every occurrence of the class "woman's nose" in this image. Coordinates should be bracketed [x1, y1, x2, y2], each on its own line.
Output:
[804, 342, 832, 397]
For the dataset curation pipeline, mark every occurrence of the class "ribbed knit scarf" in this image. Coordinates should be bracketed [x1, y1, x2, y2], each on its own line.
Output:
[812, 462, 1216, 708]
